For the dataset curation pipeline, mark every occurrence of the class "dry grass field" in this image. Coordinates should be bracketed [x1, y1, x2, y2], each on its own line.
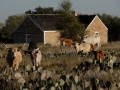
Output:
[0, 43, 79, 72]
[0, 41, 120, 72]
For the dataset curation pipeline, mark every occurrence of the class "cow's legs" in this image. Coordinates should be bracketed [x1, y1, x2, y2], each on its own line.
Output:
[33, 59, 38, 70]
[13, 62, 18, 71]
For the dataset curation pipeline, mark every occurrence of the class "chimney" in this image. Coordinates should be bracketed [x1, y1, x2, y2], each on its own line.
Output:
[73, 11, 78, 16]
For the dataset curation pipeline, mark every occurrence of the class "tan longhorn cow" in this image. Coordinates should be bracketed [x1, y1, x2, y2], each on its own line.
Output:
[74, 42, 94, 55]
[3, 43, 25, 71]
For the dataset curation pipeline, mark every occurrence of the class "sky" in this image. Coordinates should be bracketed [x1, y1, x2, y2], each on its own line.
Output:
[0, 0, 120, 24]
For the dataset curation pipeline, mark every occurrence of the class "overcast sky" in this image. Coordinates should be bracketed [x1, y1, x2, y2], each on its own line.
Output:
[0, 0, 119, 23]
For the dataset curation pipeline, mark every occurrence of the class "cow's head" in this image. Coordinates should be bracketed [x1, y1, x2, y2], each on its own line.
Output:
[82, 35, 90, 43]
[74, 42, 80, 50]
[24, 42, 38, 55]
[3, 43, 25, 59]
[27, 42, 38, 51]
[31, 48, 40, 60]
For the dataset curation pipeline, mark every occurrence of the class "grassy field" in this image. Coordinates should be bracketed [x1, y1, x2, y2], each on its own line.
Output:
[0, 41, 120, 72]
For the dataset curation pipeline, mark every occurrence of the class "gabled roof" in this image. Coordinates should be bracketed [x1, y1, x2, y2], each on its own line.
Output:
[86, 15, 108, 30]
[28, 14, 60, 31]
[77, 15, 96, 28]
[14, 14, 107, 33]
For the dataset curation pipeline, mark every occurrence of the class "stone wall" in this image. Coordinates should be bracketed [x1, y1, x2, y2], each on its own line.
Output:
[45, 31, 60, 45]
[86, 16, 108, 44]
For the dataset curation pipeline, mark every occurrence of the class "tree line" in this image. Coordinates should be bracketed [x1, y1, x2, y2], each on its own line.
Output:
[0, 0, 120, 43]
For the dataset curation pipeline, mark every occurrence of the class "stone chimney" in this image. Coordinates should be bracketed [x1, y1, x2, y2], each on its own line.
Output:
[73, 11, 78, 16]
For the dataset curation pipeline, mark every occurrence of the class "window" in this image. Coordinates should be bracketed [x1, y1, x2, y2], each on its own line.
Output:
[94, 32, 99, 36]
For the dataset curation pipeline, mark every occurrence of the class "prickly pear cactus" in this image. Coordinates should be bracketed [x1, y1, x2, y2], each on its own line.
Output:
[29, 83, 32, 89]
[20, 85, 22, 90]
[109, 69, 113, 74]
[114, 74, 118, 78]
[96, 79, 99, 84]
[74, 75, 79, 84]
[109, 55, 112, 60]
[26, 64, 31, 72]
[53, 70, 56, 74]
[55, 82, 59, 87]
[88, 59, 93, 63]
[97, 66, 100, 72]
[118, 83, 120, 88]
[23, 88, 28, 90]
[112, 56, 116, 63]
[50, 86, 55, 90]
[37, 67, 43, 72]
[60, 79, 65, 86]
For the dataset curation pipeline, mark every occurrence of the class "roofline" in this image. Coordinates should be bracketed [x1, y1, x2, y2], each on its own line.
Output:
[13, 15, 44, 33]
[28, 14, 60, 16]
[13, 15, 28, 33]
[96, 15, 108, 30]
[44, 30, 59, 32]
[28, 16, 43, 32]
[85, 15, 108, 31]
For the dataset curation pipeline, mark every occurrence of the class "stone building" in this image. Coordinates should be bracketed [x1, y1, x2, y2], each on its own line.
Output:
[13, 14, 108, 45]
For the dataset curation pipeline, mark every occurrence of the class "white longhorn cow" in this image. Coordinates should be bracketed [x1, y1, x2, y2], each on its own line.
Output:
[82, 34, 101, 47]
[31, 48, 42, 70]
[25, 42, 42, 70]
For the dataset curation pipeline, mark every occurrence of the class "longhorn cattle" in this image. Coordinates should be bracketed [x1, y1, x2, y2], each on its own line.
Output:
[3, 43, 25, 71]
[94, 50, 105, 60]
[60, 38, 77, 47]
[60, 38, 73, 47]
[74, 42, 94, 55]
[25, 42, 42, 70]
[82, 34, 101, 47]
[31, 48, 42, 70]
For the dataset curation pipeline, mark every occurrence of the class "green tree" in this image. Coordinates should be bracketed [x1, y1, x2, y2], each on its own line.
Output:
[56, 0, 85, 40]
[0, 14, 26, 42]
[98, 14, 120, 41]
[25, 6, 56, 14]
[58, 0, 72, 14]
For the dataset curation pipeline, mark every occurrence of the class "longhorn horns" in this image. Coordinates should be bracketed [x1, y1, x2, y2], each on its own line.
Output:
[19, 43, 26, 49]
[2, 43, 26, 49]
[2, 43, 9, 49]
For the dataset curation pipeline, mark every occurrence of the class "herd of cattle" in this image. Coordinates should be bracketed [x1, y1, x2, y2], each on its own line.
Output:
[1, 34, 103, 71]
[61, 34, 103, 59]
[2, 42, 42, 71]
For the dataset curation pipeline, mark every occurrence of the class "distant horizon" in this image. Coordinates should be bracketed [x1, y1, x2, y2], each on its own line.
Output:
[0, 0, 119, 24]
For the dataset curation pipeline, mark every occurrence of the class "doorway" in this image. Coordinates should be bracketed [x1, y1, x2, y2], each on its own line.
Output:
[26, 34, 31, 43]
